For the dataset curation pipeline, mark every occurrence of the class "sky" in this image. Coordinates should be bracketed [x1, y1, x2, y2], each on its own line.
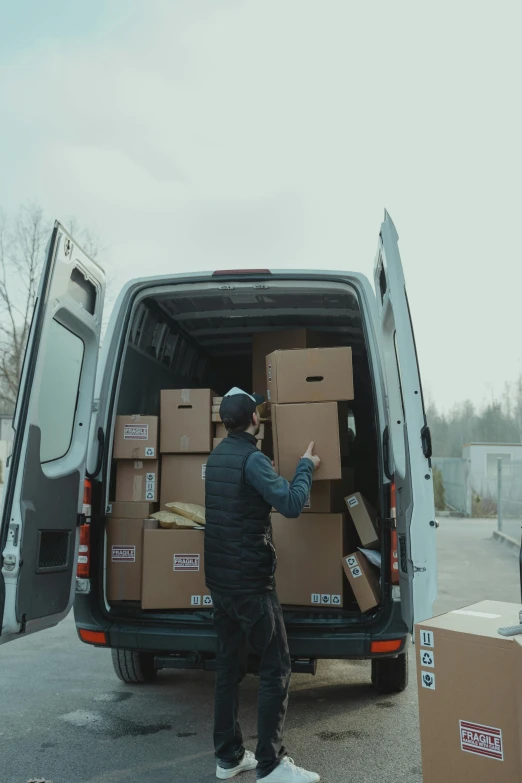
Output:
[0, 0, 521, 411]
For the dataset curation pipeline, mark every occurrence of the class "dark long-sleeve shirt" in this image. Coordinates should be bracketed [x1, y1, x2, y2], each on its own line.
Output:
[244, 450, 314, 518]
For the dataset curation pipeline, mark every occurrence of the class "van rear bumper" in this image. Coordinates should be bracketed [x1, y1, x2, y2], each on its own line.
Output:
[75, 594, 409, 660]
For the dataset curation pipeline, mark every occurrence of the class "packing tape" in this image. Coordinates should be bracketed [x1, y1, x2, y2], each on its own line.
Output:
[180, 435, 190, 451]
[181, 389, 191, 403]
[133, 475, 143, 501]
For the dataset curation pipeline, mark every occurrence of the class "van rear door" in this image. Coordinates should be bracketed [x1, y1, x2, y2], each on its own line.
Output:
[0, 223, 105, 644]
[374, 211, 437, 629]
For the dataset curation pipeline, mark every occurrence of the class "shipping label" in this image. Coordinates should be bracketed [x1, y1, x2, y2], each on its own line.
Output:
[201, 463, 207, 479]
[124, 425, 149, 440]
[112, 545, 136, 563]
[347, 496, 358, 508]
[421, 671, 436, 690]
[460, 721, 503, 761]
[420, 649, 435, 668]
[419, 629, 435, 648]
[173, 554, 200, 572]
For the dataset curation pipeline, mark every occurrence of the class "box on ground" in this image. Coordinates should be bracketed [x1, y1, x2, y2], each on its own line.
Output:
[106, 518, 158, 601]
[113, 415, 158, 459]
[160, 389, 213, 453]
[272, 402, 341, 481]
[342, 552, 380, 612]
[345, 493, 379, 548]
[266, 347, 354, 404]
[115, 460, 159, 502]
[160, 454, 207, 509]
[252, 329, 325, 400]
[106, 501, 158, 518]
[141, 529, 211, 609]
[272, 513, 353, 607]
[416, 601, 522, 783]
[303, 469, 355, 513]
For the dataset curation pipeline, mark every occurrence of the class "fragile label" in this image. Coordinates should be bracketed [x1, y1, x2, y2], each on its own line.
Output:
[347, 496, 358, 508]
[124, 425, 149, 440]
[421, 671, 436, 690]
[201, 464, 207, 479]
[420, 649, 435, 668]
[112, 545, 136, 563]
[267, 364, 272, 382]
[173, 554, 200, 572]
[419, 629, 435, 648]
[460, 721, 503, 761]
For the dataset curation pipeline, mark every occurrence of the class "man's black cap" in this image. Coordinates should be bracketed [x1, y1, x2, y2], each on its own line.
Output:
[219, 387, 265, 423]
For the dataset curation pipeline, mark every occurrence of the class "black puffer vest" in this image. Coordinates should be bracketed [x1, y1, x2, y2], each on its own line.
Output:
[204, 432, 274, 595]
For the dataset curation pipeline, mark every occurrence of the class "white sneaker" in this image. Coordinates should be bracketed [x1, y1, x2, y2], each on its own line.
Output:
[216, 750, 258, 779]
[259, 757, 320, 782]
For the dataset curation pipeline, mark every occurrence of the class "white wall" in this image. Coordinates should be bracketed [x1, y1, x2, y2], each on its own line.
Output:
[465, 443, 522, 499]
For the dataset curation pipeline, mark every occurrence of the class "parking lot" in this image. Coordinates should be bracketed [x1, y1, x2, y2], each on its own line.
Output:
[0, 517, 519, 783]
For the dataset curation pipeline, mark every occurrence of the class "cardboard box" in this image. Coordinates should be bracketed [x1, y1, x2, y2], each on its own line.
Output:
[141, 529, 211, 609]
[416, 601, 522, 783]
[252, 329, 324, 399]
[212, 412, 222, 423]
[106, 501, 158, 518]
[115, 460, 159, 502]
[160, 389, 213, 453]
[106, 518, 158, 601]
[303, 469, 355, 513]
[266, 347, 354, 404]
[272, 513, 348, 607]
[160, 454, 207, 509]
[215, 422, 227, 438]
[272, 402, 341, 481]
[213, 397, 223, 405]
[113, 415, 158, 459]
[341, 552, 380, 612]
[344, 493, 379, 548]
[213, 437, 224, 449]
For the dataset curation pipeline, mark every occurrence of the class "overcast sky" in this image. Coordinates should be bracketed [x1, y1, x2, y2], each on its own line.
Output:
[1, 0, 520, 411]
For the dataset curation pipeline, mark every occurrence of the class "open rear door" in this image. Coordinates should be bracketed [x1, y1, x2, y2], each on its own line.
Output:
[374, 211, 437, 630]
[0, 223, 104, 644]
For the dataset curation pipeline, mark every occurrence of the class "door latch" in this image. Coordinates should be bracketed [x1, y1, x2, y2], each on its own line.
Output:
[413, 565, 427, 573]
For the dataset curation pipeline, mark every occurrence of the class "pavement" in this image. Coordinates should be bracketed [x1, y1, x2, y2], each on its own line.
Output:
[0, 517, 519, 783]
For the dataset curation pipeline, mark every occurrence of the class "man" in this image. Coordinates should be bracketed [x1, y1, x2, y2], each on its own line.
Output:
[205, 387, 321, 782]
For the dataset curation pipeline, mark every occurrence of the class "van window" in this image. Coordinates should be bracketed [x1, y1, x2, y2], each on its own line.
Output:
[38, 319, 84, 463]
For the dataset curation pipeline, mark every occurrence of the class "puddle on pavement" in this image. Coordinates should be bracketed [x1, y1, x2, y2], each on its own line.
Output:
[59, 709, 171, 738]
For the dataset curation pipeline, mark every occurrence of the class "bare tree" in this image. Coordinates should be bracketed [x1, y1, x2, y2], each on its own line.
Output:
[0, 203, 103, 412]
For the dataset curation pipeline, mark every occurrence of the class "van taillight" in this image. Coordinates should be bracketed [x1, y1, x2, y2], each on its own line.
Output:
[77, 524, 91, 578]
[389, 483, 399, 584]
[83, 478, 92, 518]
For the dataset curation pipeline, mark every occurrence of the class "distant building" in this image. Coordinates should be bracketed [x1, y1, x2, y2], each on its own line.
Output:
[0, 414, 13, 443]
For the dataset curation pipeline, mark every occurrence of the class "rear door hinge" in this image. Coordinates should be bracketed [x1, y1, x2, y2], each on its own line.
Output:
[413, 565, 427, 573]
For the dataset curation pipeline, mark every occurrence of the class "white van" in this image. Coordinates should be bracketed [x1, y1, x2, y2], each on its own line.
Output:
[0, 211, 437, 694]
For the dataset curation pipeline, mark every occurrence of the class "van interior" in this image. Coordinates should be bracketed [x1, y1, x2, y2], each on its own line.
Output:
[107, 278, 382, 625]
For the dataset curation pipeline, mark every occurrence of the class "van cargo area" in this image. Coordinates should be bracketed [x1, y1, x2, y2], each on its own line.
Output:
[103, 278, 385, 628]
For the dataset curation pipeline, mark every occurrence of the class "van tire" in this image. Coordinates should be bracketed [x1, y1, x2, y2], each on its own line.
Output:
[111, 649, 157, 684]
[371, 652, 408, 694]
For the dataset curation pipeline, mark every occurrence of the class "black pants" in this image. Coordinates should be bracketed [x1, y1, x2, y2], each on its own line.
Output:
[212, 590, 292, 779]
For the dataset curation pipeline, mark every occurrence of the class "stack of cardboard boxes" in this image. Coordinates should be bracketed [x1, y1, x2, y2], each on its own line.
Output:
[265, 345, 381, 611]
[105, 329, 383, 615]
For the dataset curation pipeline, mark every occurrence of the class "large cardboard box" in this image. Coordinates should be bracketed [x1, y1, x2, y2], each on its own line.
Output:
[344, 492, 379, 548]
[113, 415, 158, 459]
[272, 513, 349, 607]
[341, 552, 380, 612]
[303, 469, 355, 513]
[160, 389, 213, 453]
[272, 402, 341, 481]
[106, 518, 158, 601]
[106, 500, 158, 518]
[266, 347, 354, 404]
[416, 602, 522, 783]
[115, 460, 159, 502]
[252, 329, 324, 400]
[141, 529, 211, 609]
[160, 454, 207, 509]
[215, 422, 228, 438]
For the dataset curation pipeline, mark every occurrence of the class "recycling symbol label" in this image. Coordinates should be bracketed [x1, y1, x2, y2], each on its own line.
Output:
[203, 596, 213, 606]
[420, 650, 435, 668]
[145, 447, 155, 457]
[331, 595, 341, 606]
[421, 671, 436, 690]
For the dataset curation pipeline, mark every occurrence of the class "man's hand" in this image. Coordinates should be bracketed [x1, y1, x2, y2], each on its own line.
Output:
[303, 441, 321, 471]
